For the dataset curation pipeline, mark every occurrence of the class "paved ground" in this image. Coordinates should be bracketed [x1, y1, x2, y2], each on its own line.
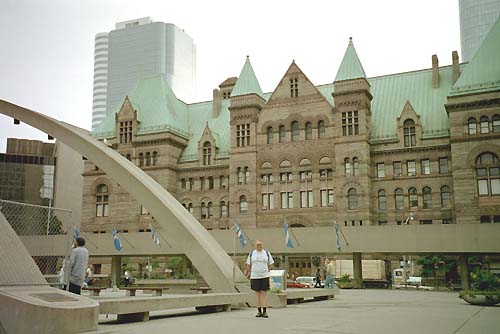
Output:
[96, 289, 500, 334]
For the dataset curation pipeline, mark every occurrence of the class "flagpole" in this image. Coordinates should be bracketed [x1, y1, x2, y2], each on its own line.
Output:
[232, 223, 237, 289]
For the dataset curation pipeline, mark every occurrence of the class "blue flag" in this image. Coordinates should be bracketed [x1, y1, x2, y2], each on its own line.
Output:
[234, 221, 247, 248]
[111, 228, 123, 251]
[284, 223, 294, 248]
[335, 223, 342, 252]
[150, 224, 160, 246]
[73, 226, 80, 239]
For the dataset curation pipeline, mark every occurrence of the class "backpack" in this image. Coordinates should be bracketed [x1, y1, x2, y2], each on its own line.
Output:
[248, 250, 270, 266]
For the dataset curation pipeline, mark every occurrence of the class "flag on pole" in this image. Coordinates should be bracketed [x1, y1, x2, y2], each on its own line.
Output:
[234, 221, 247, 248]
[334, 223, 342, 252]
[73, 226, 80, 239]
[111, 228, 123, 251]
[284, 223, 295, 248]
[150, 224, 160, 246]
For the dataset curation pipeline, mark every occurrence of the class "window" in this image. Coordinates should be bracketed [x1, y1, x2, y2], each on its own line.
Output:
[345, 158, 351, 176]
[348, 188, 357, 210]
[480, 215, 491, 224]
[138, 152, 144, 167]
[299, 170, 312, 180]
[207, 202, 213, 219]
[266, 127, 274, 144]
[442, 219, 454, 224]
[95, 184, 109, 217]
[279, 125, 286, 143]
[305, 122, 312, 140]
[468, 117, 477, 135]
[290, 77, 298, 97]
[261, 173, 273, 183]
[245, 167, 250, 184]
[353, 158, 359, 176]
[201, 203, 207, 219]
[181, 178, 186, 191]
[421, 159, 430, 175]
[407, 160, 416, 176]
[393, 161, 402, 177]
[188, 203, 193, 214]
[476, 153, 500, 196]
[480, 116, 489, 134]
[208, 176, 214, 189]
[220, 201, 228, 218]
[291, 121, 300, 141]
[126, 154, 131, 161]
[189, 178, 194, 191]
[441, 186, 451, 208]
[280, 172, 292, 182]
[419, 220, 432, 225]
[119, 121, 133, 144]
[403, 119, 416, 147]
[493, 115, 500, 133]
[203, 142, 211, 165]
[236, 124, 250, 147]
[281, 192, 294, 209]
[319, 168, 333, 178]
[300, 190, 313, 208]
[320, 189, 334, 207]
[439, 158, 448, 174]
[395, 188, 404, 210]
[261, 193, 274, 210]
[378, 190, 386, 211]
[152, 151, 158, 166]
[237, 167, 244, 185]
[342, 111, 359, 136]
[409, 188, 418, 208]
[145, 152, 151, 166]
[220, 175, 226, 189]
[423, 187, 432, 209]
[239, 195, 248, 213]
[376, 163, 385, 178]
[318, 121, 325, 139]
[200, 177, 205, 190]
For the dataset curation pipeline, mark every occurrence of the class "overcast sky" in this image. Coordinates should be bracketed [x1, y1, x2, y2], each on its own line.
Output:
[0, 0, 461, 151]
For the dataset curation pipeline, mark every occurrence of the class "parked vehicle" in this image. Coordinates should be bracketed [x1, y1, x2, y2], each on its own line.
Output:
[286, 281, 310, 288]
[295, 276, 324, 288]
[393, 269, 421, 286]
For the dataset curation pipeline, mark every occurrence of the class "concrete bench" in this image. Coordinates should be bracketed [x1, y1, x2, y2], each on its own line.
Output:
[98, 292, 249, 322]
[190, 287, 212, 294]
[286, 288, 337, 304]
[120, 287, 169, 297]
[83, 287, 105, 296]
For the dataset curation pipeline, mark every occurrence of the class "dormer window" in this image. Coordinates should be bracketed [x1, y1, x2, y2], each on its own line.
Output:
[203, 141, 212, 166]
[290, 77, 298, 97]
[119, 121, 133, 143]
[403, 119, 416, 147]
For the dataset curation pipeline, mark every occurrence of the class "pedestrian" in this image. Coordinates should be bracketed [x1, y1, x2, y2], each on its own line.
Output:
[84, 265, 94, 286]
[315, 268, 322, 288]
[65, 237, 89, 295]
[245, 240, 274, 318]
[324, 258, 336, 288]
[124, 270, 130, 287]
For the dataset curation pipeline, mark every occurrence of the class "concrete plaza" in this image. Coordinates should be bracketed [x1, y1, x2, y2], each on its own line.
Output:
[96, 289, 500, 334]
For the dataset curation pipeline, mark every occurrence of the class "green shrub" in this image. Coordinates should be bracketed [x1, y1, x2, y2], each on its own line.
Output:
[339, 274, 350, 283]
[269, 288, 282, 294]
[471, 270, 500, 291]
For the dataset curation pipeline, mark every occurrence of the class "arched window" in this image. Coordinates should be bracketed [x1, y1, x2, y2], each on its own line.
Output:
[395, 188, 404, 210]
[95, 184, 109, 217]
[152, 151, 158, 166]
[201, 202, 207, 219]
[440, 186, 451, 208]
[237, 167, 244, 185]
[353, 158, 359, 176]
[279, 125, 286, 143]
[245, 167, 250, 184]
[125, 154, 131, 161]
[476, 152, 500, 196]
[207, 202, 213, 219]
[493, 114, 500, 133]
[305, 122, 312, 140]
[145, 152, 151, 166]
[188, 203, 193, 215]
[266, 126, 274, 144]
[318, 120, 325, 139]
[468, 117, 477, 135]
[291, 121, 300, 141]
[239, 195, 248, 213]
[348, 188, 357, 210]
[138, 152, 144, 167]
[423, 186, 432, 209]
[480, 116, 489, 134]
[344, 158, 351, 176]
[403, 119, 416, 147]
[378, 190, 386, 211]
[203, 141, 211, 166]
[408, 187, 418, 208]
[220, 201, 228, 218]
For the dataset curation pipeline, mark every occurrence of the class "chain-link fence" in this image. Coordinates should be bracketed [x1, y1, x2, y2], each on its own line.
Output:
[0, 199, 73, 287]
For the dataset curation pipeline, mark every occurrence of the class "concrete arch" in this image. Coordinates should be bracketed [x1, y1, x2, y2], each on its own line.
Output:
[0, 99, 246, 293]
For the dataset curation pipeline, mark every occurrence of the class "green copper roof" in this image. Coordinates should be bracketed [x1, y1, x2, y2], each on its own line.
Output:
[231, 56, 264, 98]
[450, 16, 500, 96]
[334, 38, 367, 81]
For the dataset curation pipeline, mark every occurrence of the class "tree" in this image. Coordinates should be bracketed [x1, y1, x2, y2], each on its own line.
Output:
[417, 256, 450, 287]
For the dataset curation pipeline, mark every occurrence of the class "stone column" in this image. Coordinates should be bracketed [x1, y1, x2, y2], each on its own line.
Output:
[353, 253, 363, 288]
[111, 255, 121, 291]
[459, 254, 470, 290]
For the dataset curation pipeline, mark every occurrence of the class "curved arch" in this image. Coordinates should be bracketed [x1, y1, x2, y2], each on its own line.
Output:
[280, 159, 292, 168]
[0, 99, 244, 293]
[299, 158, 312, 167]
[261, 161, 272, 169]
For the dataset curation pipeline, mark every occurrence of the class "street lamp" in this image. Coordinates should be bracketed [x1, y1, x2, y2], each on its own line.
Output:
[402, 213, 415, 287]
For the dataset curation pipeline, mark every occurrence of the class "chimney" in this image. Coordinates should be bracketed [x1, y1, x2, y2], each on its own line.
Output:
[212, 88, 222, 118]
[452, 51, 460, 84]
[432, 54, 439, 88]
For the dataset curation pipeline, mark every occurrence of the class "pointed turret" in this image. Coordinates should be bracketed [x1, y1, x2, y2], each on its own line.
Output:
[334, 37, 367, 82]
[231, 56, 264, 98]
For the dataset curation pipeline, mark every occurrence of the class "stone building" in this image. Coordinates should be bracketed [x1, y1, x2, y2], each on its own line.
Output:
[82, 19, 500, 240]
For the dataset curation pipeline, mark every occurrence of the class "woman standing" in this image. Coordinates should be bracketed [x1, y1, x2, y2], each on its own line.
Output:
[245, 240, 274, 318]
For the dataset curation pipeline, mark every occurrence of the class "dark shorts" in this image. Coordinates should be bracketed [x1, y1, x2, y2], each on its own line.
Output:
[251, 278, 270, 292]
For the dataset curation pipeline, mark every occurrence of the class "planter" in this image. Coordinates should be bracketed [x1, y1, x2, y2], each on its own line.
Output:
[267, 293, 287, 308]
[459, 292, 500, 306]
[337, 282, 354, 289]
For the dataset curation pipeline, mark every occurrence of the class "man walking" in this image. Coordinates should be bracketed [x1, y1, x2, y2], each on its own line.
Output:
[245, 240, 274, 318]
[66, 237, 89, 295]
[324, 258, 336, 288]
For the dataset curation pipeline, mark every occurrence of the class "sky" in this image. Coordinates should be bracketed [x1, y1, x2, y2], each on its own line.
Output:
[0, 0, 461, 151]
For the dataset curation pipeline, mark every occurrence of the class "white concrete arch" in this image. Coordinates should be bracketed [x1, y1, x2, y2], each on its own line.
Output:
[0, 99, 246, 293]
